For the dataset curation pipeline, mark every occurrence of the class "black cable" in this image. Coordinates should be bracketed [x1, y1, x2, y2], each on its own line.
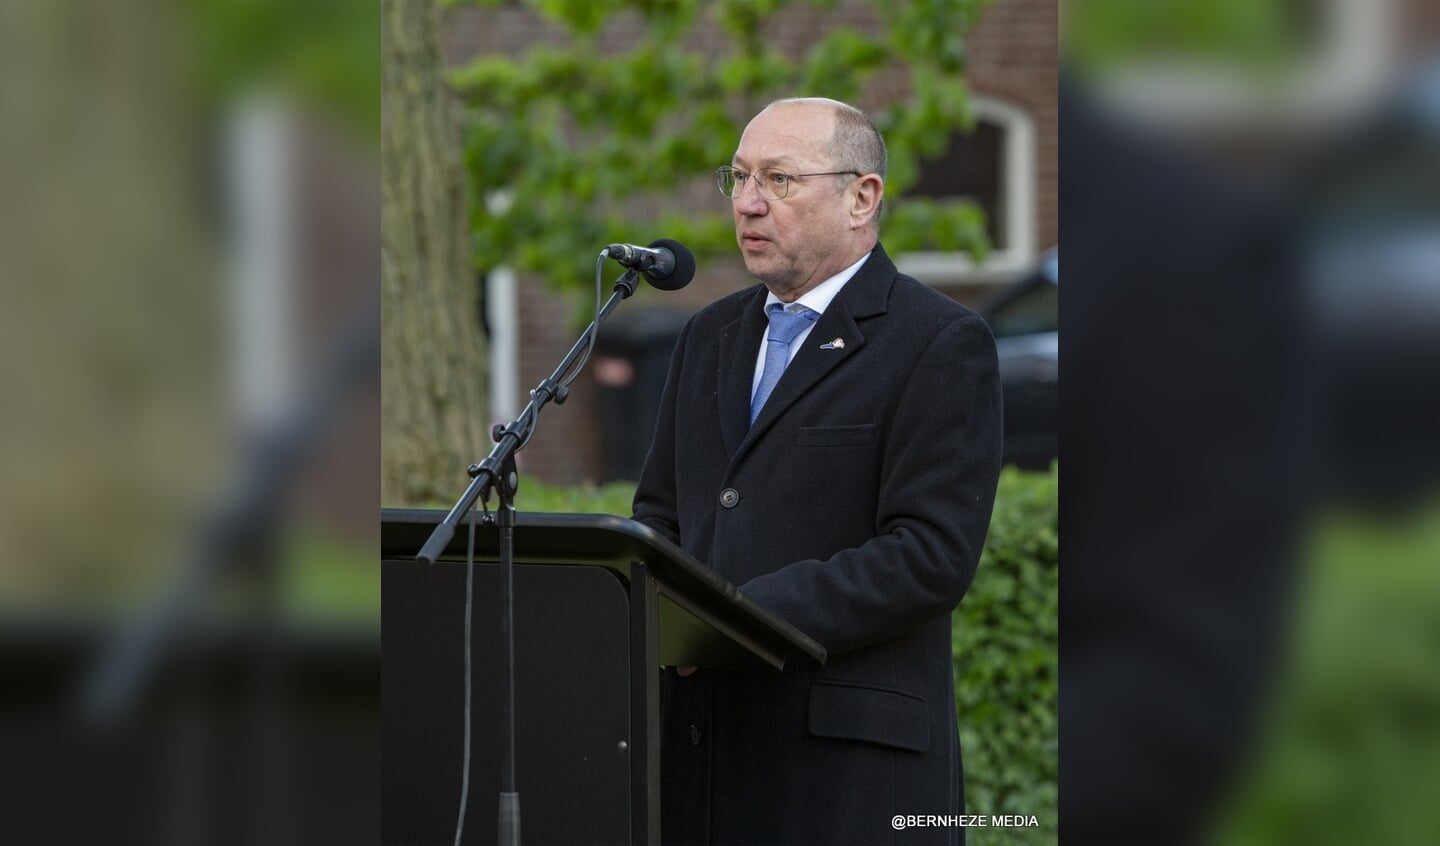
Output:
[510, 253, 605, 455]
[558, 252, 605, 390]
[453, 508, 480, 846]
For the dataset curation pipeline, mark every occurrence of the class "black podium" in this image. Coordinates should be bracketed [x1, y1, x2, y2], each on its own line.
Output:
[382, 509, 825, 846]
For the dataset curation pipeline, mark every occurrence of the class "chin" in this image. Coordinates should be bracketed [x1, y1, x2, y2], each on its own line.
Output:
[741, 255, 771, 280]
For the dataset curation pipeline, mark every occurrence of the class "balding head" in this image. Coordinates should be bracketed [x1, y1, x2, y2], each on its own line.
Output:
[765, 97, 887, 185]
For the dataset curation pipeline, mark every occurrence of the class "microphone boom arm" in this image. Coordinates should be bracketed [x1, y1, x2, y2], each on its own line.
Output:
[415, 268, 642, 564]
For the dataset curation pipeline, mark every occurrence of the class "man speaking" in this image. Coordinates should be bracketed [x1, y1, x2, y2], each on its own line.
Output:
[632, 97, 1003, 844]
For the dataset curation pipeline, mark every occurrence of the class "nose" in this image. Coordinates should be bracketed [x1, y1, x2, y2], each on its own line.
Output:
[732, 178, 769, 216]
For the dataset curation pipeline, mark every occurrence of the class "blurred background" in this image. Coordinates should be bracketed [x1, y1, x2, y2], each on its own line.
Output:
[1059, 1, 1440, 844]
[1, 0, 378, 843]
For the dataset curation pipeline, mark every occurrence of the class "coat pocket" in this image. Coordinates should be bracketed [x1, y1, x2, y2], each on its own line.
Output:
[795, 423, 874, 447]
[808, 679, 930, 752]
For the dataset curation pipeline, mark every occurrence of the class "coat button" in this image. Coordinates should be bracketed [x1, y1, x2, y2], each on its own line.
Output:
[689, 724, 702, 746]
[719, 488, 739, 508]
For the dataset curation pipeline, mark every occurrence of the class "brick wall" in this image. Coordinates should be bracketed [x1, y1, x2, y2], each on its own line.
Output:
[965, 0, 1059, 253]
[443, 0, 1057, 485]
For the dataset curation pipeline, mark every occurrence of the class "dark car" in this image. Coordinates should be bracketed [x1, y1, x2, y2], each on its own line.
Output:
[979, 250, 1058, 470]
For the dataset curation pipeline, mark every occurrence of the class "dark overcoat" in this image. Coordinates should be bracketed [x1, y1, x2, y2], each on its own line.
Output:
[633, 244, 1003, 845]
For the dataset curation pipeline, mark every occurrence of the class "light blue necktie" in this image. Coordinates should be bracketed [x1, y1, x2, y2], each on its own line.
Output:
[750, 303, 819, 425]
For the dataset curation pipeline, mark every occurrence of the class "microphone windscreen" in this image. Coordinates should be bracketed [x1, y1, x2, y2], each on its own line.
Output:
[646, 238, 696, 290]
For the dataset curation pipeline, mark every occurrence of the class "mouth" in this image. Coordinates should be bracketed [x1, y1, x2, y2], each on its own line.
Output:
[740, 232, 770, 250]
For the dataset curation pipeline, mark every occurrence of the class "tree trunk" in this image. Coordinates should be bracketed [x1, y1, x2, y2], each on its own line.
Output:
[381, 0, 488, 504]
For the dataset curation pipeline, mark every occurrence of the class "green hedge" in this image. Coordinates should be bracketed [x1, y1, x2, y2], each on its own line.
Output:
[521, 466, 1058, 843]
[955, 464, 1058, 844]
[1212, 501, 1440, 845]
[512, 479, 640, 516]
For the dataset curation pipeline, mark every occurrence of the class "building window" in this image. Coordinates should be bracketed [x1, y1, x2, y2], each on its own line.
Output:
[912, 121, 1006, 247]
[896, 95, 1037, 284]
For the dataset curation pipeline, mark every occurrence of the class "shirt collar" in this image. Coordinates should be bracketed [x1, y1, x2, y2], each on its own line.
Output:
[763, 251, 872, 316]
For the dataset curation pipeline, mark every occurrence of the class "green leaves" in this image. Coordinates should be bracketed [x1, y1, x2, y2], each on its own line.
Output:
[1067, 0, 1300, 72]
[885, 0, 989, 72]
[800, 30, 887, 101]
[953, 463, 1058, 843]
[883, 199, 990, 259]
[448, 0, 995, 296]
[189, 0, 379, 135]
[713, 0, 790, 41]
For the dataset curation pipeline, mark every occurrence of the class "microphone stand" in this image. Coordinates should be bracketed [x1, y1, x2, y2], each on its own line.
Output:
[417, 266, 645, 846]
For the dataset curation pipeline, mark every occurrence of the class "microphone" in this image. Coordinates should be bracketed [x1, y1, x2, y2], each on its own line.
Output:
[604, 238, 695, 290]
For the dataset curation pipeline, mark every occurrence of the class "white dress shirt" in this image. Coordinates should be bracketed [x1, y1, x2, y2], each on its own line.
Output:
[750, 251, 871, 404]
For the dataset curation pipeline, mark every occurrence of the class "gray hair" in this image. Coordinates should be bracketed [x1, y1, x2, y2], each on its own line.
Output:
[767, 97, 887, 180]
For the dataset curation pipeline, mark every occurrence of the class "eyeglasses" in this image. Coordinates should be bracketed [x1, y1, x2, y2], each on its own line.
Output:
[715, 166, 861, 200]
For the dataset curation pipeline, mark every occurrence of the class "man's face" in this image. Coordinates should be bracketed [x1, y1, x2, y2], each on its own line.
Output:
[730, 104, 856, 299]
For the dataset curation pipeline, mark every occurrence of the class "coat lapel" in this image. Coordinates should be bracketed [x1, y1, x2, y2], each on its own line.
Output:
[716, 287, 769, 457]
[727, 245, 897, 467]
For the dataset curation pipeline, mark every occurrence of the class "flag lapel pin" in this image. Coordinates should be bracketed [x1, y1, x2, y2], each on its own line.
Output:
[819, 337, 845, 350]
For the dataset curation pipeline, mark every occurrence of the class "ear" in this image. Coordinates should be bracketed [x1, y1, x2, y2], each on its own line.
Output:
[848, 174, 884, 230]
